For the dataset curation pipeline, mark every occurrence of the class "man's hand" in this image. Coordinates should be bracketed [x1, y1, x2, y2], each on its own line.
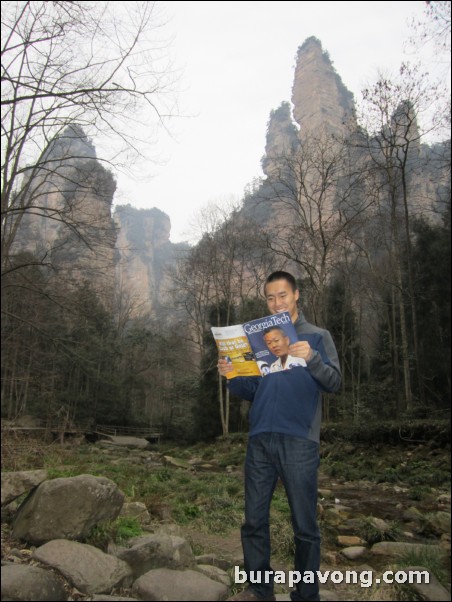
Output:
[218, 357, 234, 377]
[289, 341, 314, 362]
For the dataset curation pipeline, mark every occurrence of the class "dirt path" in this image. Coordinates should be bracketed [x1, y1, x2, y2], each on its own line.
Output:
[179, 525, 243, 562]
[178, 525, 369, 601]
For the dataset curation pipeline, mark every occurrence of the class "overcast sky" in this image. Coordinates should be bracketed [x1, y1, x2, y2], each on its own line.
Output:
[112, 1, 442, 244]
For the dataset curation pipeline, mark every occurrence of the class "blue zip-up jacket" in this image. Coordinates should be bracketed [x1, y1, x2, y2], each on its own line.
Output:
[227, 311, 341, 443]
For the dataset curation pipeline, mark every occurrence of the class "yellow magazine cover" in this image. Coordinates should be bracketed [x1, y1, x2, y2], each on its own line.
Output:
[211, 324, 261, 379]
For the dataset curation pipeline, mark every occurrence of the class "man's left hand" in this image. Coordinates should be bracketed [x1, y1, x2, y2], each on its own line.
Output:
[289, 341, 314, 362]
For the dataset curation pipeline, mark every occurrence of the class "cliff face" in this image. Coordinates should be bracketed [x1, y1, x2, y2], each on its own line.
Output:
[114, 205, 174, 317]
[263, 37, 357, 178]
[13, 126, 179, 319]
[259, 36, 445, 227]
[291, 37, 356, 137]
[13, 126, 118, 307]
[262, 102, 300, 179]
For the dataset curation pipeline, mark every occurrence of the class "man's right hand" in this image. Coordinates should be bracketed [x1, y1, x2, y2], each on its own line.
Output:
[218, 358, 233, 377]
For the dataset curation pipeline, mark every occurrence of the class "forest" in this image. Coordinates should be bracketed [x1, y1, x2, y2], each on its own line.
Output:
[1, 1, 451, 442]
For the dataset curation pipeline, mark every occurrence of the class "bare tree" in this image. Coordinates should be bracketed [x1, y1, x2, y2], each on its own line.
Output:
[1, 1, 176, 275]
[356, 63, 448, 412]
[1, 1, 178, 427]
[409, 0, 451, 57]
[259, 132, 369, 327]
[169, 199, 278, 435]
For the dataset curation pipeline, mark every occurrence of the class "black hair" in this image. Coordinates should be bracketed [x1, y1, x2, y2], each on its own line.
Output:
[263, 326, 288, 337]
[265, 270, 297, 293]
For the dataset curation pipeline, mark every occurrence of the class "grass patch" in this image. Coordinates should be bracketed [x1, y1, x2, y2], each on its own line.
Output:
[367, 581, 425, 601]
[321, 443, 450, 489]
[270, 514, 294, 562]
[396, 546, 450, 586]
[358, 516, 401, 545]
[84, 516, 142, 551]
[408, 485, 432, 501]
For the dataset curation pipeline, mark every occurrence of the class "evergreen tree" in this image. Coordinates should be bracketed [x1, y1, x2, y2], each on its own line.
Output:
[411, 211, 451, 411]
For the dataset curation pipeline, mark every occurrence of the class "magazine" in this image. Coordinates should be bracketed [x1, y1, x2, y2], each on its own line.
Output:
[211, 311, 306, 379]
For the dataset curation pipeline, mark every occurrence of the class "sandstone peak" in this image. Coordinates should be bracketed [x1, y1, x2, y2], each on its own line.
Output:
[292, 36, 356, 137]
[262, 101, 299, 177]
[43, 124, 97, 162]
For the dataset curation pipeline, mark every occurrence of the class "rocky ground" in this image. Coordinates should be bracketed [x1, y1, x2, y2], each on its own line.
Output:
[1, 431, 450, 601]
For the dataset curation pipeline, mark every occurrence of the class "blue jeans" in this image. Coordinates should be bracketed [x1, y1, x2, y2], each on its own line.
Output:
[241, 433, 320, 601]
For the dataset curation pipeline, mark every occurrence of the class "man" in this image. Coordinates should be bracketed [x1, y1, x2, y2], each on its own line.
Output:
[218, 271, 341, 602]
[262, 326, 307, 372]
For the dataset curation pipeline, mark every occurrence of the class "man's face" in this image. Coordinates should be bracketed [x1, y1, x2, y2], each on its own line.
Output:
[265, 278, 299, 322]
[264, 330, 290, 357]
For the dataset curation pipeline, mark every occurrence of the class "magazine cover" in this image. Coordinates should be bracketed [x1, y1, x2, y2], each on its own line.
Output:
[212, 311, 307, 378]
[243, 311, 307, 375]
[211, 323, 261, 379]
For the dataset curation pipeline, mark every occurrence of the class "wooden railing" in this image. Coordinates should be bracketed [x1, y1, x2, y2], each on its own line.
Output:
[95, 424, 163, 440]
[2, 422, 164, 441]
[2, 420, 92, 434]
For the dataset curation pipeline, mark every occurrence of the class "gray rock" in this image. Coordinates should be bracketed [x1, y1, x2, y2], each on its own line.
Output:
[13, 474, 124, 544]
[116, 533, 196, 577]
[1, 563, 68, 601]
[33, 539, 132, 595]
[371, 541, 447, 557]
[425, 511, 451, 536]
[196, 553, 233, 571]
[340, 545, 367, 560]
[403, 565, 451, 601]
[119, 501, 151, 524]
[196, 564, 231, 586]
[133, 567, 228, 601]
[1, 470, 48, 506]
